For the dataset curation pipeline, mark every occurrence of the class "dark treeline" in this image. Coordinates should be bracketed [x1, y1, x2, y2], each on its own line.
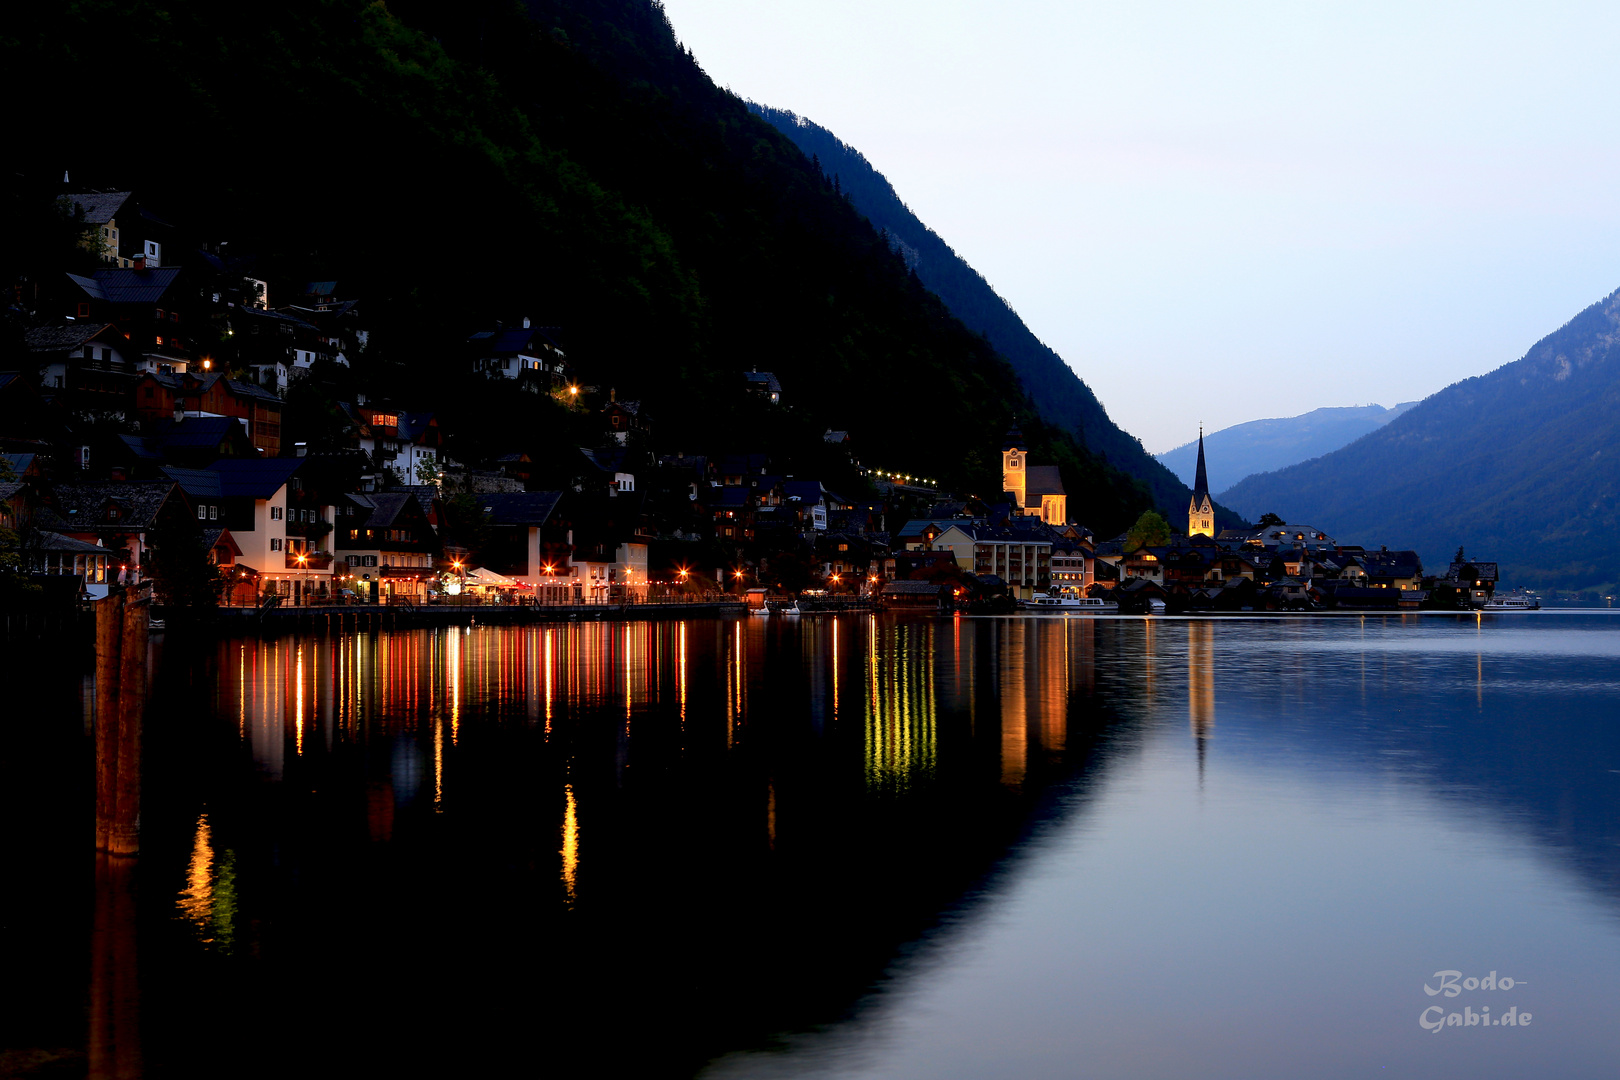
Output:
[2, 0, 1161, 535]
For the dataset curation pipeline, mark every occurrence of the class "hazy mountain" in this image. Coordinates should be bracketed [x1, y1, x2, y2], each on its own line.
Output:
[1221, 287, 1620, 591]
[748, 104, 1241, 529]
[1156, 402, 1417, 495]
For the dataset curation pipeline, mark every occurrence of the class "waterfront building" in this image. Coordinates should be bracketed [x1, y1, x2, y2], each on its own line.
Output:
[1000, 427, 1068, 525]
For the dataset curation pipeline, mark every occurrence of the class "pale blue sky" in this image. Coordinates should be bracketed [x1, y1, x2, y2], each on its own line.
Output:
[660, 0, 1620, 451]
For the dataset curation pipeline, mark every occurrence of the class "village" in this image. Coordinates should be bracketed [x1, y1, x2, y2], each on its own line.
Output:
[2, 189, 1502, 619]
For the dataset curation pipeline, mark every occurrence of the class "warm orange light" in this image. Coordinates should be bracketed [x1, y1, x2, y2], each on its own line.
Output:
[569, 386, 579, 396]
[202, 359, 212, 370]
[734, 569, 745, 579]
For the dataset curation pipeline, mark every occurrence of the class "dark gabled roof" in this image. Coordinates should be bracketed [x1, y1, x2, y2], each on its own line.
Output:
[24, 322, 120, 353]
[39, 530, 109, 554]
[1024, 465, 1065, 498]
[467, 326, 565, 356]
[68, 266, 184, 305]
[392, 485, 440, 520]
[156, 415, 247, 450]
[781, 480, 825, 503]
[62, 191, 133, 224]
[199, 528, 242, 557]
[164, 459, 302, 499]
[232, 306, 319, 331]
[744, 370, 782, 393]
[711, 486, 751, 508]
[476, 491, 563, 527]
[351, 492, 416, 529]
[48, 481, 181, 529]
[605, 399, 643, 416]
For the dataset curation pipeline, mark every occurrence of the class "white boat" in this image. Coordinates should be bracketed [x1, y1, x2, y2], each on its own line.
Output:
[1021, 595, 1120, 615]
[1482, 593, 1540, 611]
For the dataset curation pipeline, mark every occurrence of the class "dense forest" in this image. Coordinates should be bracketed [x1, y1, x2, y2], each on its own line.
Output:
[748, 103, 1246, 530]
[1222, 287, 1620, 592]
[2, 0, 1172, 536]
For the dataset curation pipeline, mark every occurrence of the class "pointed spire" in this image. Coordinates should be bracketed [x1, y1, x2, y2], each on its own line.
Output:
[1192, 425, 1209, 502]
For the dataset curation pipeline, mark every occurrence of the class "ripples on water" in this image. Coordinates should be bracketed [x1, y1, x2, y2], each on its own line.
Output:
[6, 613, 1620, 1079]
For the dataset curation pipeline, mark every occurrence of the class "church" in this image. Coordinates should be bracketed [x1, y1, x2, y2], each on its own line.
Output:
[1001, 427, 1068, 524]
[1188, 427, 1213, 538]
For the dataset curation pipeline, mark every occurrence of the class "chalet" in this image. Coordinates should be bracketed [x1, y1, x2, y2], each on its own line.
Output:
[468, 322, 567, 388]
[231, 306, 331, 392]
[64, 265, 194, 376]
[112, 415, 258, 474]
[134, 372, 284, 457]
[473, 491, 569, 596]
[335, 492, 441, 603]
[356, 408, 444, 485]
[59, 191, 175, 270]
[164, 460, 334, 603]
[1251, 524, 1336, 550]
[579, 446, 636, 496]
[603, 395, 647, 445]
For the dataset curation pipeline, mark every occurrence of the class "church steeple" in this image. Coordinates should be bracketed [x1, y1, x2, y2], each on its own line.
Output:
[1188, 426, 1214, 537]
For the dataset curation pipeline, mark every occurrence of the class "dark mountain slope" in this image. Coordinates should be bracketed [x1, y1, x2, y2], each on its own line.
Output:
[747, 104, 1239, 529]
[3, 0, 1158, 533]
[1222, 288, 1620, 591]
[1155, 401, 1417, 495]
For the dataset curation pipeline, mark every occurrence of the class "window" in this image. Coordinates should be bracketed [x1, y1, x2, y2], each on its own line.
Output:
[77, 303, 91, 318]
[156, 309, 165, 321]
[209, 506, 217, 521]
[84, 346, 94, 359]
[271, 506, 283, 520]
[271, 538, 282, 551]
[347, 555, 360, 566]
[363, 555, 377, 567]
[198, 505, 208, 520]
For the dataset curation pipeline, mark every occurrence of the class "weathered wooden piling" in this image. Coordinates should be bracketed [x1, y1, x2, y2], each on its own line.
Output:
[94, 585, 150, 856]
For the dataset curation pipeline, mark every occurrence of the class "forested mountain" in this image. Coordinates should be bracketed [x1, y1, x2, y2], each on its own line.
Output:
[747, 104, 1243, 530]
[1222, 287, 1620, 591]
[2, 0, 1169, 534]
[1155, 402, 1417, 496]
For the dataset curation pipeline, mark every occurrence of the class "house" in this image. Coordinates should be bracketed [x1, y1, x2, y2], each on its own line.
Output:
[1250, 524, 1336, 550]
[64, 265, 194, 376]
[230, 306, 331, 392]
[1049, 534, 1094, 595]
[744, 370, 782, 404]
[26, 322, 136, 390]
[579, 446, 637, 496]
[163, 460, 334, 603]
[928, 518, 1056, 600]
[468, 322, 567, 387]
[37, 480, 196, 587]
[59, 191, 174, 269]
[355, 408, 445, 485]
[133, 372, 284, 457]
[335, 492, 441, 603]
[1360, 549, 1424, 590]
[602, 395, 647, 445]
[714, 454, 768, 486]
[882, 579, 948, 608]
[1444, 554, 1498, 608]
[111, 415, 259, 474]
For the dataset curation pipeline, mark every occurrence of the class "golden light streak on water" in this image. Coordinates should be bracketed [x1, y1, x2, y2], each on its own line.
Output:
[864, 621, 938, 792]
[678, 622, 687, 726]
[561, 783, 580, 908]
[177, 813, 215, 936]
[294, 644, 304, 756]
[433, 715, 444, 813]
[766, 781, 777, 850]
[448, 626, 461, 744]
[625, 623, 633, 720]
[544, 629, 554, 732]
[831, 617, 839, 724]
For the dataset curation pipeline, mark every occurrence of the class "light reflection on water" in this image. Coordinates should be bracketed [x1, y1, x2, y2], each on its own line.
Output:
[41, 611, 1614, 1079]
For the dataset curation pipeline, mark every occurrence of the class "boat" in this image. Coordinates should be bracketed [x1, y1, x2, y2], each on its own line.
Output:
[1482, 593, 1540, 611]
[1020, 595, 1120, 615]
[766, 599, 801, 616]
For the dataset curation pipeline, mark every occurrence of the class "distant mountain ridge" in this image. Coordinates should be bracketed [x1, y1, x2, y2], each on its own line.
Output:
[1156, 402, 1417, 495]
[1221, 287, 1620, 591]
[748, 103, 1239, 529]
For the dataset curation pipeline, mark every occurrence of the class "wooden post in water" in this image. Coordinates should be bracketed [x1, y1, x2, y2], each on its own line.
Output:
[94, 584, 150, 856]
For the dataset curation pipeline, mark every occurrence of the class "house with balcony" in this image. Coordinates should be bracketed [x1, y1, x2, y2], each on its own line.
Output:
[36, 479, 197, 590]
[134, 372, 284, 457]
[468, 322, 567, 388]
[335, 492, 441, 603]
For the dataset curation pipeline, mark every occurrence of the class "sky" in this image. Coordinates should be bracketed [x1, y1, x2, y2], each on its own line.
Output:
[658, 0, 1620, 452]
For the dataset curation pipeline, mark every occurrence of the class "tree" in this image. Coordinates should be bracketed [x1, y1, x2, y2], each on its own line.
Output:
[146, 517, 221, 608]
[1257, 513, 1285, 527]
[1125, 510, 1171, 551]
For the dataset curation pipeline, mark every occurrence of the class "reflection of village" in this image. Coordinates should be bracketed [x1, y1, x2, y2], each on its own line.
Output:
[172, 615, 1232, 951]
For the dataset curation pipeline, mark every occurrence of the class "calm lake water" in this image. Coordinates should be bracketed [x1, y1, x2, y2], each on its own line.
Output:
[6, 612, 1620, 1078]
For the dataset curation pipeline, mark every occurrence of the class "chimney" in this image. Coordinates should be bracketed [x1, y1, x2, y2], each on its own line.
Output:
[173, 404, 184, 424]
[610, 387, 616, 402]
[522, 316, 531, 329]
[132, 253, 147, 270]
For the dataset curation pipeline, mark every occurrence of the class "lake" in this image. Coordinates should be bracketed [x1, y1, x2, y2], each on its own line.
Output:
[6, 612, 1620, 1078]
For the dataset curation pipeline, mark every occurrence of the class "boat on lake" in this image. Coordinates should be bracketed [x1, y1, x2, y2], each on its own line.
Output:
[1482, 593, 1540, 611]
[1020, 595, 1120, 615]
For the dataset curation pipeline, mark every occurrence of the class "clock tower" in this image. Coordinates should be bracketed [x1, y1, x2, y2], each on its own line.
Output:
[1002, 427, 1027, 508]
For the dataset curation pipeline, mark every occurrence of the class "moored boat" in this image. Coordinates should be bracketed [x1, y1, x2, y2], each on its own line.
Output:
[1482, 593, 1540, 611]
[1020, 595, 1120, 615]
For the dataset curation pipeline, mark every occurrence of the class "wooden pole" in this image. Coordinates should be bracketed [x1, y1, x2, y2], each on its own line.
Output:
[93, 591, 121, 854]
[94, 585, 149, 856]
